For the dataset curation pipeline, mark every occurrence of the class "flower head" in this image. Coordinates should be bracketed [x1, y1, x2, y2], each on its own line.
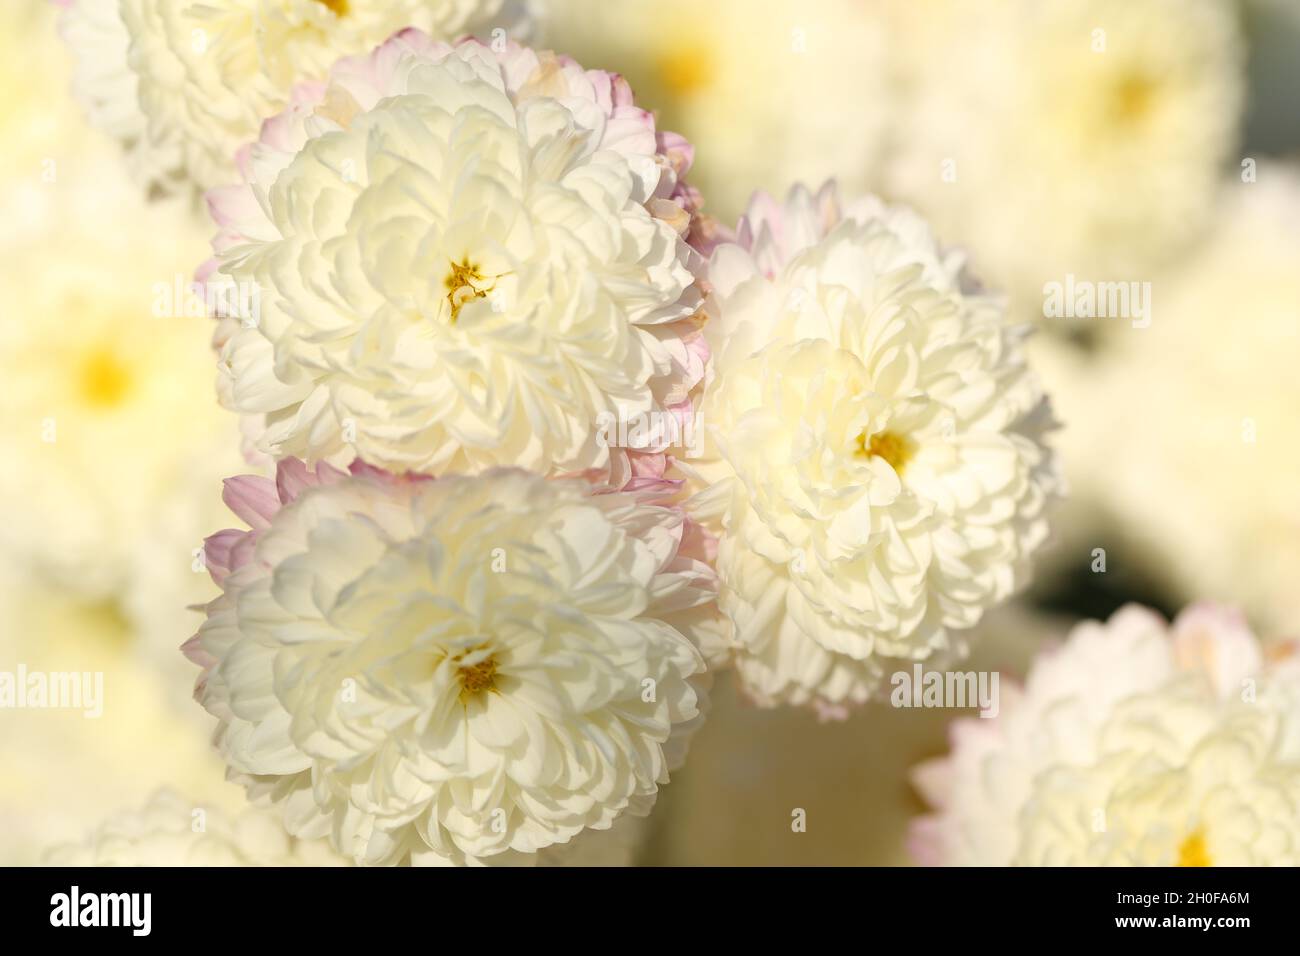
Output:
[0, 155, 239, 598]
[59, 0, 534, 194]
[911, 604, 1300, 866]
[690, 182, 1059, 714]
[206, 31, 707, 484]
[188, 458, 716, 865]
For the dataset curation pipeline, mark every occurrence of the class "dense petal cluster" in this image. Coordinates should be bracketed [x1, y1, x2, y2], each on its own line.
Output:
[911, 604, 1300, 866]
[187, 459, 715, 865]
[57, 0, 532, 194]
[690, 182, 1059, 714]
[206, 31, 706, 483]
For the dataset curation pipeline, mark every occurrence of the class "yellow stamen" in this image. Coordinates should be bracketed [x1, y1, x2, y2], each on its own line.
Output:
[1176, 829, 1212, 868]
[314, 0, 349, 17]
[456, 654, 499, 703]
[443, 257, 494, 323]
[855, 429, 912, 474]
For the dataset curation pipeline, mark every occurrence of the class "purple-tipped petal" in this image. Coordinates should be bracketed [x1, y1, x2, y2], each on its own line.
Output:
[202, 528, 243, 584]
[221, 474, 280, 530]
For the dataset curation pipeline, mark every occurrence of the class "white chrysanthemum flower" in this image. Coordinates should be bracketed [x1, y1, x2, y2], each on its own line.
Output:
[543, 0, 891, 223]
[691, 183, 1059, 715]
[58, 0, 534, 194]
[912, 604, 1300, 866]
[206, 32, 706, 481]
[1074, 167, 1300, 635]
[887, 0, 1244, 317]
[44, 789, 348, 866]
[0, 154, 242, 600]
[188, 459, 715, 865]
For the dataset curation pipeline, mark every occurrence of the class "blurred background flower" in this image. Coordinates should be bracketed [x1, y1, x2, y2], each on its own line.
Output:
[884, 0, 1245, 328]
[1054, 166, 1300, 637]
[543, 0, 894, 224]
[44, 790, 349, 866]
[0, 560, 245, 865]
[3, 0, 1298, 865]
[1, 0, 245, 860]
[57, 0, 537, 196]
[911, 604, 1300, 865]
[0, 153, 242, 601]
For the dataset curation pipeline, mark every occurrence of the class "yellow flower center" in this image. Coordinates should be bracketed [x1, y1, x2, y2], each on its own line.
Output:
[1176, 829, 1211, 867]
[855, 429, 912, 474]
[443, 257, 495, 323]
[1110, 72, 1156, 125]
[79, 350, 133, 408]
[314, 0, 349, 16]
[656, 44, 715, 98]
[456, 653, 499, 703]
